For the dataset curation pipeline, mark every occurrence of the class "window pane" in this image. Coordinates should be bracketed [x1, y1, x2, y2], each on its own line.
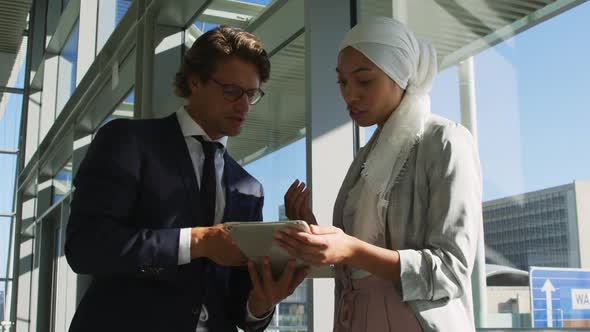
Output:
[192, 21, 219, 33]
[478, 4, 590, 328]
[45, 0, 61, 47]
[114, 89, 134, 119]
[0, 280, 5, 321]
[0, 154, 17, 214]
[0, 92, 23, 151]
[52, 159, 73, 204]
[0, 217, 12, 279]
[190, 0, 273, 34]
[0, 37, 27, 89]
[56, 21, 79, 116]
[98, 88, 134, 129]
[96, 0, 133, 54]
[430, 66, 461, 124]
[15, 42, 27, 89]
[244, 0, 272, 5]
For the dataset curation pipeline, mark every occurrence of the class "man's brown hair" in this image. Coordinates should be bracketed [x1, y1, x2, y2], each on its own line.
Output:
[174, 26, 270, 98]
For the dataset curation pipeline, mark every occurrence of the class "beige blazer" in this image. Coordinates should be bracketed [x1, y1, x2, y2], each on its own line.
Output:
[334, 114, 482, 332]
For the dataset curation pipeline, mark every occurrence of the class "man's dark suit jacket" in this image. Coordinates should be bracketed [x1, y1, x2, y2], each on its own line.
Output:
[65, 113, 272, 332]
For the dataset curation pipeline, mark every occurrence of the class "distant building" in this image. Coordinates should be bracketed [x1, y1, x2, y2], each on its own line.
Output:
[485, 264, 531, 328]
[483, 180, 590, 270]
[487, 286, 531, 328]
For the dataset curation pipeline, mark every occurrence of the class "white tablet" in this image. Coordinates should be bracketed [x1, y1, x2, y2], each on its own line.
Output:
[225, 220, 334, 279]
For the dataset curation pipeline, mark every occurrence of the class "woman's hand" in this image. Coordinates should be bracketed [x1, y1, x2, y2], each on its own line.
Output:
[275, 224, 357, 266]
[284, 180, 317, 225]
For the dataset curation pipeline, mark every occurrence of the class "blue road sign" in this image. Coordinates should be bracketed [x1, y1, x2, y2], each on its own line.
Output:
[530, 267, 590, 328]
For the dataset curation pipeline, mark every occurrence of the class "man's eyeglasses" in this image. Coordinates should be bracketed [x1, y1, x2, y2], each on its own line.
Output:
[209, 78, 265, 105]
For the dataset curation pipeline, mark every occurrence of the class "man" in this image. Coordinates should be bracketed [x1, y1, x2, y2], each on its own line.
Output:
[65, 26, 307, 332]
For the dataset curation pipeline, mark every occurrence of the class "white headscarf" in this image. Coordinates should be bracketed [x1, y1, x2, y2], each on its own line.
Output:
[339, 16, 437, 95]
[339, 17, 438, 243]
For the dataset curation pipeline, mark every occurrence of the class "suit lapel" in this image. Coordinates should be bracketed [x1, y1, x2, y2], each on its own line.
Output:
[222, 153, 239, 222]
[221, 153, 260, 222]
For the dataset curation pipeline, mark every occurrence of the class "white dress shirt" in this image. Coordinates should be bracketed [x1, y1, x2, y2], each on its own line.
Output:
[175, 107, 271, 330]
[176, 106, 228, 266]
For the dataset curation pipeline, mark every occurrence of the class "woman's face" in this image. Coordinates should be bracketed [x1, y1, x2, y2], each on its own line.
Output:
[337, 47, 404, 127]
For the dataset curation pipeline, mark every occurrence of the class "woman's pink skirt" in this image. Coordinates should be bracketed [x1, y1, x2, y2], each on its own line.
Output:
[334, 265, 423, 332]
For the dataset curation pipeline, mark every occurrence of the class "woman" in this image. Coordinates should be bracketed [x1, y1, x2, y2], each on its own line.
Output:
[277, 17, 482, 331]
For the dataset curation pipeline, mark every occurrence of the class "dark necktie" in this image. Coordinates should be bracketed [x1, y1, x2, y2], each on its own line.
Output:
[194, 136, 221, 226]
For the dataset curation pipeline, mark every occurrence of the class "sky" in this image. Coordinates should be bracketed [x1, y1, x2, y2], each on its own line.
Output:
[0, 58, 24, 279]
[476, 1, 590, 200]
[1, 0, 590, 281]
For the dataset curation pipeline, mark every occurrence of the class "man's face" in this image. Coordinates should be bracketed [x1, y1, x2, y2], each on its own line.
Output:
[187, 57, 261, 139]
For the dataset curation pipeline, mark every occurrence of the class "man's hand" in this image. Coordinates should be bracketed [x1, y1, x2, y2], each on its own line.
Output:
[190, 224, 247, 266]
[247, 258, 309, 317]
[284, 180, 317, 225]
